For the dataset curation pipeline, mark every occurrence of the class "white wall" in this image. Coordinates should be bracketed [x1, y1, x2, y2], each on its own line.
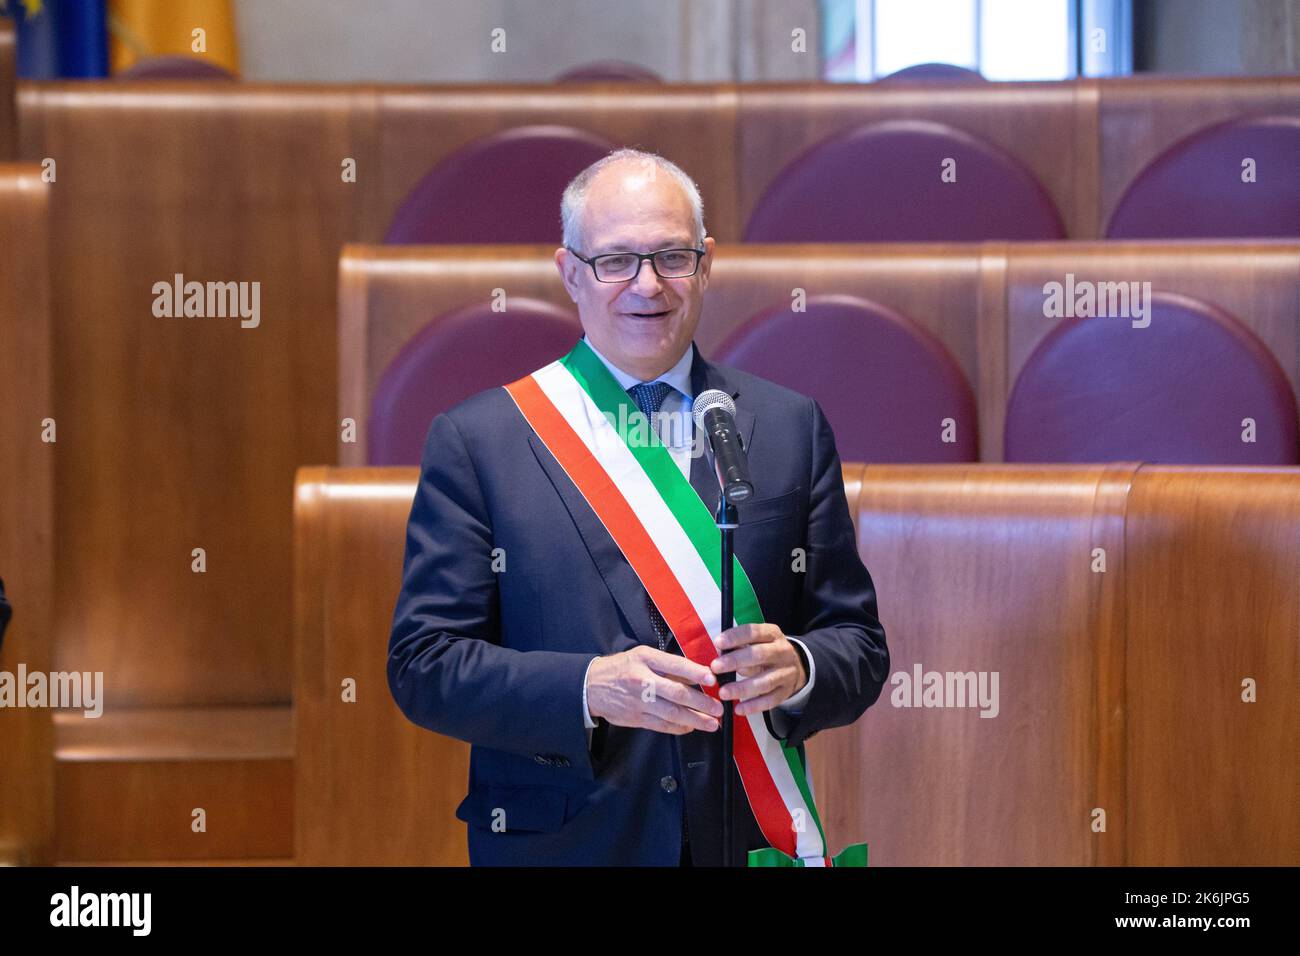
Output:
[1142, 0, 1300, 74]
[233, 0, 821, 83]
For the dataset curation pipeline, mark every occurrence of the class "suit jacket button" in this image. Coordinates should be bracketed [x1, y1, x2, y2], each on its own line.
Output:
[660, 775, 677, 792]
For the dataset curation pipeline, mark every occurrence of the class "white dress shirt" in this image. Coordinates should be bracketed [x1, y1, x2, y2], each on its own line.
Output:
[576, 335, 815, 744]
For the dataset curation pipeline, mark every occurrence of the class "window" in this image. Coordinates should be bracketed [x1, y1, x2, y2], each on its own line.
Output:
[821, 0, 1132, 82]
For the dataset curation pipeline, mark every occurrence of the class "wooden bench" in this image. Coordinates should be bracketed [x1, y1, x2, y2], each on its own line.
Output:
[293, 463, 1300, 865]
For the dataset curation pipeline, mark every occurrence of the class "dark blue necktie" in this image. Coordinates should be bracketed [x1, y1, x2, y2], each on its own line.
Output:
[626, 381, 677, 652]
[627, 380, 692, 861]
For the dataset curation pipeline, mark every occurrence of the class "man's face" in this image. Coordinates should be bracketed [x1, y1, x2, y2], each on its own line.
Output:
[555, 160, 715, 381]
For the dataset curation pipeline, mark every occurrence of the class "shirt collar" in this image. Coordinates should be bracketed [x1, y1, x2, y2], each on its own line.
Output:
[581, 334, 695, 401]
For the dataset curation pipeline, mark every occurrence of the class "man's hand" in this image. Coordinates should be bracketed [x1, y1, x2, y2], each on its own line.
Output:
[709, 623, 807, 716]
[587, 646, 724, 734]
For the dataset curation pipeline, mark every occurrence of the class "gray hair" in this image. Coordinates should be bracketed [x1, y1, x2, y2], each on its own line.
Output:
[560, 147, 705, 252]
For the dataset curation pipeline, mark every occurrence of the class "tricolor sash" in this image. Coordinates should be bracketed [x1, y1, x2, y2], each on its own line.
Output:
[503, 339, 868, 867]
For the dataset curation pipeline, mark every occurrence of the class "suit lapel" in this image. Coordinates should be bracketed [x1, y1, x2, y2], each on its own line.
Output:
[688, 343, 756, 516]
[526, 431, 655, 642]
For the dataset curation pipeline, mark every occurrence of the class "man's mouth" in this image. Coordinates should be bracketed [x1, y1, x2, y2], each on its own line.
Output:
[625, 309, 673, 320]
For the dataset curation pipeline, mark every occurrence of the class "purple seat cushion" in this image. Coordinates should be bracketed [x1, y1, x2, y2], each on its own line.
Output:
[744, 119, 1064, 242]
[385, 126, 615, 244]
[715, 294, 978, 463]
[1005, 293, 1299, 463]
[118, 56, 236, 80]
[876, 62, 986, 84]
[1106, 116, 1300, 238]
[556, 61, 661, 83]
[369, 299, 580, 465]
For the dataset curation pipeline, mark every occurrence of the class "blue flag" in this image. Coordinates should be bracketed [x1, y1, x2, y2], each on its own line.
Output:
[9, 0, 109, 78]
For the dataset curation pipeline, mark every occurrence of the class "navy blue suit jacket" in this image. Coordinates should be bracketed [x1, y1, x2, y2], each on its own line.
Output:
[387, 342, 889, 866]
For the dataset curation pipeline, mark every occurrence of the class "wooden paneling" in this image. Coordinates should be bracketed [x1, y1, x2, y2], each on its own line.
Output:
[0, 164, 53, 865]
[294, 464, 1300, 865]
[13, 75, 1300, 729]
[999, 240, 1300, 459]
[9, 74, 1300, 865]
[341, 241, 1300, 468]
[53, 706, 292, 863]
[1125, 467, 1300, 865]
[337, 243, 986, 465]
[372, 85, 740, 242]
[815, 463, 1135, 866]
[337, 245, 570, 468]
[55, 759, 292, 862]
[737, 82, 1100, 239]
[294, 467, 468, 865]
[13, 81, 738, 712]
[54, 704, 293, 862]
[976, 242, 1011, 461]
[736, 76, 1300, 241]
[1097, 76, 1300, 231]
[17, 84, 382, 706]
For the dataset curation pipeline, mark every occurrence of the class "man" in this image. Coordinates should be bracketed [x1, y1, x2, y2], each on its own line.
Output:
[388, 148, 888, 866]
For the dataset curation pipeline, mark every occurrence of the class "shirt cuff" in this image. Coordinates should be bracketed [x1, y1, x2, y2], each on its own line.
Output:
[778, 637, 814, 713]
[582, 655, 599, 729]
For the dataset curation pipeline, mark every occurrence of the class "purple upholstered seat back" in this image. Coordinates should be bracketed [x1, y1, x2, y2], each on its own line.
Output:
[876, 62, 986, 84]
[714, 294, 978, 463]
[384, 126, 615, 244]
[743, 120, 1064, 242]
[1106, 116, 1300, 238]
[1004, 293, 1300, 463]
[369, 299, 580, 465]
[556, 61, 662, 83]
[118, 56, 236, 80]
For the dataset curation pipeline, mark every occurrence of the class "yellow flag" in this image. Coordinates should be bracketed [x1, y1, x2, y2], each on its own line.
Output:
[108, 0, 239, 75]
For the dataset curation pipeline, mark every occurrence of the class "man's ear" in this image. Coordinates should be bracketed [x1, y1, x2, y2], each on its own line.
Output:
[699, 236, 716, 288]
[554, 246, 580, 302]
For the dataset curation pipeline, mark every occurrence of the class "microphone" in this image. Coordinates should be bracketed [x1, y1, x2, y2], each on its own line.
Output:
[692, 389, 753, 502]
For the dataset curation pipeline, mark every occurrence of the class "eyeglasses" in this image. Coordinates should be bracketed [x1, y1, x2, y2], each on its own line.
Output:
[566, 246, 705, 283]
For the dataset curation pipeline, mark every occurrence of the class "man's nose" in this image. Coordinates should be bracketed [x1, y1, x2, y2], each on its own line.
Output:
[628, 256, 665, 295]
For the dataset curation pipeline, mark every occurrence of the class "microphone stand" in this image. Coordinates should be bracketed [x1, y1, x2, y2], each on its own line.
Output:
[696, 393, 752, 867]
[715, 491, 739, 867]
